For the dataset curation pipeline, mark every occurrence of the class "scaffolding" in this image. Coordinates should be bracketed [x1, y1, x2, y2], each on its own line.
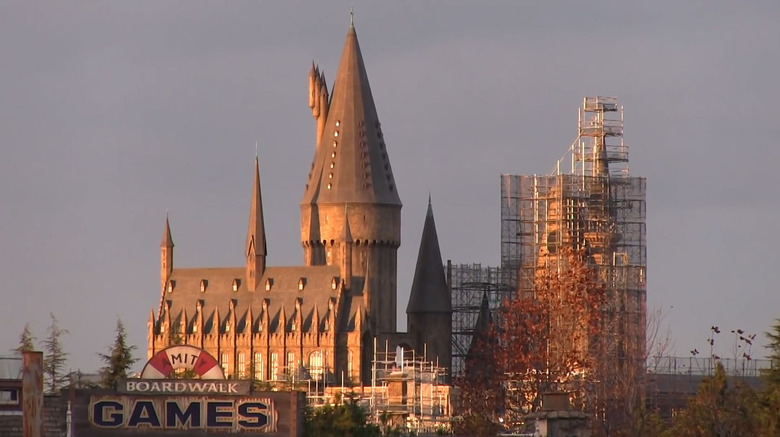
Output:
[500, 96, 647, 373]
[306, 340, 452, 435]
[447, 262, 510, 377]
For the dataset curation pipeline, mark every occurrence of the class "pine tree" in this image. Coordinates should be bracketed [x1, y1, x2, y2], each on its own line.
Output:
[13, 323, 36, 355]
[42, 313, 69, 393]
[98, 319, 139, 389]
[756, 319, 780, 435]
[763, 319, 780, 387]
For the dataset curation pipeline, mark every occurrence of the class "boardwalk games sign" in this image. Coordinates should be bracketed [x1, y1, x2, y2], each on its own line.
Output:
[71, 347, 304, 437]
[89, 395, 276, 431]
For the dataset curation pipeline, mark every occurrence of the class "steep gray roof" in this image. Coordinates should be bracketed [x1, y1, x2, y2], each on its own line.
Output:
[161, 265, 343, 335]
[161, 215, 174, 248]
[302, 24, 401, 206]
[406, 200, 451, 314]
[468, 292, 492, 355]
[246, 157, 267, 257]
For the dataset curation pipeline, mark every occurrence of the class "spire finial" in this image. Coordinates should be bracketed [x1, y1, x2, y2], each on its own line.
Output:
[350, 6, 354, 28]
[255, 140, 258, 159]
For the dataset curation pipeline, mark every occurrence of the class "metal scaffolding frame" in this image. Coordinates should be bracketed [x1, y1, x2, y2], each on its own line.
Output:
[447, 262, 510, 377]
[500, 96, 647, 375]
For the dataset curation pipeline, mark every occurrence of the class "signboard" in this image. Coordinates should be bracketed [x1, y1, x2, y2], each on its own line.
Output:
[70, 347, 304, 436]
[89, 395, 276, 431]
[117, 379, 251, 396]
[70, 389, 304, 437]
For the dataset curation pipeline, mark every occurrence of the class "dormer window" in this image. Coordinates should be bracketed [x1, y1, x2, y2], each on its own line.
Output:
[265, 278, 273, 291]
[192, 324, 198, 333]
[167, 280, 175, 293]
[233, 279, 240, 292]
[200, 280, 208, 293]
[298, 278, 305, 291]
[331, 277, 338, 290]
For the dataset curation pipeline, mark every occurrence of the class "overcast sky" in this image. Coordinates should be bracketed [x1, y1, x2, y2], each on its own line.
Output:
[1, 1, 778, 373]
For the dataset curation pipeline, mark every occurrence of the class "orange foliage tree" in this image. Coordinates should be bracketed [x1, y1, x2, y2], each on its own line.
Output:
[456, 248, 607, 433]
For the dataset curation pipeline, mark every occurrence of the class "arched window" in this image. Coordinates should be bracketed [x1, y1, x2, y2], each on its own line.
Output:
[221, 352, 229, 376]
[254, 353, 264, 381]
[309, 351, 323, 381]
[287, 352, 296, 374]
[347, 350, 353, 380]
[271, 353, 279, 381]
[237, 352, 246, 378]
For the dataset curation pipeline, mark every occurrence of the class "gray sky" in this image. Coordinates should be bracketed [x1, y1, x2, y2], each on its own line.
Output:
[1, 1, 778, 373]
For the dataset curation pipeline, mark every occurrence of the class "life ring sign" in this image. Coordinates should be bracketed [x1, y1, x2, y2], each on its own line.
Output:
[141, 346, 225, 379]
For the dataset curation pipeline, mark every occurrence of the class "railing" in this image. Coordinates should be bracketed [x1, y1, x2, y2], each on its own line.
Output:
[648, 356, 773, 378]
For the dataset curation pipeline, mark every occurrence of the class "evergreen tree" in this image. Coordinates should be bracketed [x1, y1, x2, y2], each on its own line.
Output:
[666, 362, 760, 437]
[763, 319, 780, 386]
[756, 319, 780, 435]
[304, 394, 381, 437]
[98, 319, 138, 389]
[42, 313, 69, 393]
[13, 323, 36, 355]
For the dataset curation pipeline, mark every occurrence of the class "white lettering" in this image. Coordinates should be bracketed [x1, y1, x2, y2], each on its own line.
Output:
[229, 383, 238, 393]
[126, 382, 136, 392]
[151, 382, 161, 391]
[188, 382, 206, 392]
[162, 382, 172, 392]
[174, 383, 185, 392]
[137, 382, 149, 391]
[208, 383, 218, 392]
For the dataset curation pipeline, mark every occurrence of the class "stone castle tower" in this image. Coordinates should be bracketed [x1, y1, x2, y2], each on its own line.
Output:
[148, 22, 452, 384]
[301, 21, 402, 337]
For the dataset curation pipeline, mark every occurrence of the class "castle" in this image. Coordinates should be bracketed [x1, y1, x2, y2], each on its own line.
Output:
[147, 22, 452, 385]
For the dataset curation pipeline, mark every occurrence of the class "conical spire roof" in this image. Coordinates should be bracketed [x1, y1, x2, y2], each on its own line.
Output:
[246, 157, 267, 257]
[468, 292, 492, 354]
[302, 24, 401, 206]
[407, 199, 451, 314]
[161, 214, 174, 248]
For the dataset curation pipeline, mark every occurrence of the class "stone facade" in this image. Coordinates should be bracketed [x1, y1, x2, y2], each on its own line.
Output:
[148, 23, 452, 386]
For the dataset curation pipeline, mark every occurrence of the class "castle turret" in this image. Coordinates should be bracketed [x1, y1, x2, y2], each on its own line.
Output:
[161, 215, 174, 293]
[246, 156, 267, 290]
[301, 22, 401, 334]
[406, 198, 452, 376]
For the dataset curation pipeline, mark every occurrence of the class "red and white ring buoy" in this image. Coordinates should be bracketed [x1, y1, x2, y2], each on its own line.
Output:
[140, 346, 225, 380]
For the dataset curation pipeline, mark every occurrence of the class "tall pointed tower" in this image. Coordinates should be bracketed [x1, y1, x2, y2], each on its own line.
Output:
[407, 199, 452, 375]
[301, 22, 402, 335]
[161, 215, 174, 292]
[246, 156, 267, 291]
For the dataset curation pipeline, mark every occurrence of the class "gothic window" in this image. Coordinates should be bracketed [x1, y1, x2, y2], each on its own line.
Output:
[287, 352, 296, 372]
[347, 350, 354, 379]
[254, 353, 264, 381]
[237, 352, 246, 378]
[221, 352, 229, 376]
[309, 351, 323, 381]
[271, 353, 279, 380]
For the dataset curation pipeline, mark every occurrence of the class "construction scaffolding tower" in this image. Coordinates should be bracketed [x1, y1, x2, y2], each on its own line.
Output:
[368, 341, 451, 433]
[307, 339, 453, 434]
[500, 96, 647, 372]
[447, 262, 510, 377]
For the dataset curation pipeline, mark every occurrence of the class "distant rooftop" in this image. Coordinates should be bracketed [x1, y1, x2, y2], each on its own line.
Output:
[0, 356, 22, 380]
